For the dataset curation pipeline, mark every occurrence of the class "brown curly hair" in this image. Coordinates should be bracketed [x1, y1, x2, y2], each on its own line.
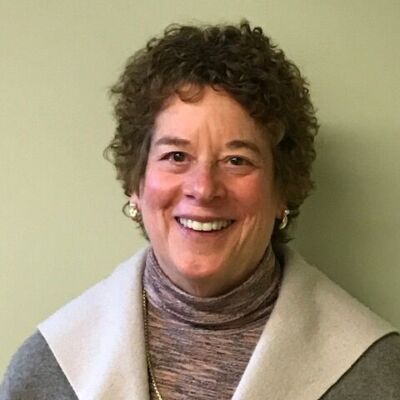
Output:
[105, 20, 318, 245]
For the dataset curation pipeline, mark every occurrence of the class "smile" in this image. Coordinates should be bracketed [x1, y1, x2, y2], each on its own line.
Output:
[178, 218, 234, 232]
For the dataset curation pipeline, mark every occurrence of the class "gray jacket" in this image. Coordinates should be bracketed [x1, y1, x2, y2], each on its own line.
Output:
[1, 331, 400, 399]
[2, 247, 399, 399]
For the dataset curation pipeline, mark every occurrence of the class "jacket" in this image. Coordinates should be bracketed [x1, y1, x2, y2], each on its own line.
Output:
[1, 246, 399, 399]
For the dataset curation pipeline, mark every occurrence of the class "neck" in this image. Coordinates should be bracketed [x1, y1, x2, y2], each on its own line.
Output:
[143, 246, 281, 328]
[152, 247, 275, 298]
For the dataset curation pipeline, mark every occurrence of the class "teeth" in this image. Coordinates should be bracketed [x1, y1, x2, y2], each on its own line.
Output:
[179, 218, 232, 231]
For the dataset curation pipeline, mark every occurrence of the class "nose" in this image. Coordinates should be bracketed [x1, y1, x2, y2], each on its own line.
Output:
[183, 162, 226, 203]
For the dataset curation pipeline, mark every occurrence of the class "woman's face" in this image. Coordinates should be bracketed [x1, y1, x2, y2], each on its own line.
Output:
[132, 87, 283, 297]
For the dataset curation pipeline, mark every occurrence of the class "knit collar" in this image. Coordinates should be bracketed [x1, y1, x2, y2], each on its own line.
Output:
[143, 246, 281, 329]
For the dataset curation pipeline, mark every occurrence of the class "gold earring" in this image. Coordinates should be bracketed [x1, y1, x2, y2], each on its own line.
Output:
[128, 202, 142, 223]
[278, 209, 290, 230]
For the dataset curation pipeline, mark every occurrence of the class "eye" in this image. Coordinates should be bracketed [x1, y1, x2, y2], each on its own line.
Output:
[161, 151, 188, 163]
[228, 156, 251, 166]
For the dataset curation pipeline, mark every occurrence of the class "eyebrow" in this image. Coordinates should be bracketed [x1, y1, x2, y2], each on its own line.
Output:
[153, 136, 191, 147]
[226, 140, 261, 155]
[153, 136, 261, 155]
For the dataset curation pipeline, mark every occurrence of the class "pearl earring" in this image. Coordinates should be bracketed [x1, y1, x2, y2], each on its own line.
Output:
[128, 202, 142, 223]
[278, 209, 290, 230]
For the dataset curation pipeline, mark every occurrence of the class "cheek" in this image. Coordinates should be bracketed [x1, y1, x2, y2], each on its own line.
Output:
[233, 175, 278, 213]
[139, 169, 180, 212]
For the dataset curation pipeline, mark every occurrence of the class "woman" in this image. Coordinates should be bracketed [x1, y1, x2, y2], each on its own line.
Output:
[1, 21, 399, 400]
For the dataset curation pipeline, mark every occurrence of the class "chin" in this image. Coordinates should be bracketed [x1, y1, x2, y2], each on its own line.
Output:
[177, 260, 224, 280]
[172, 252, 228, 281]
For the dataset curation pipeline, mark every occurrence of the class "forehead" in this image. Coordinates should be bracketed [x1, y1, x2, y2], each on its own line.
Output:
[153, 87, 267, 145]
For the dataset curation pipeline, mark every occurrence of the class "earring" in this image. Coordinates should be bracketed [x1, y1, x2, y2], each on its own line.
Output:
[128, 202, 142, 223]
[278, 209, 290, 230]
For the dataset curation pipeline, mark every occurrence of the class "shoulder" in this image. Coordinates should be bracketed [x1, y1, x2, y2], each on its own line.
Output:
[274, 246, 398, 399]
[322, 333, 400, 399]
[0, 249, 149, 400]
[0, 331, 78, 400]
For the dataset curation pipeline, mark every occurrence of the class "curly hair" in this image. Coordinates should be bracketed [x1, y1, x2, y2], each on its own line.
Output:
[105, 20, 318, 245]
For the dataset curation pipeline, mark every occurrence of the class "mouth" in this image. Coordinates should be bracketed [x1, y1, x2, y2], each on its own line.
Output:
[177, 217, 234, 232]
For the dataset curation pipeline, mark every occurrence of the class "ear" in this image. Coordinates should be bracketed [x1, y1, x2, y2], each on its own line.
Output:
[276, 207, 287, 220]
[129, 178, 145, 208]
[274, 192, 287, 219]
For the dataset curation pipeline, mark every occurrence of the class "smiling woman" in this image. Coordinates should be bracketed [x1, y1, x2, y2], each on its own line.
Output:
[1, 20, 400, 400]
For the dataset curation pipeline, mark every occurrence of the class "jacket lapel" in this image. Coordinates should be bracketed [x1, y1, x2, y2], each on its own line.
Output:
[39, 249, 150, 400]
[231, 247, 394, 400]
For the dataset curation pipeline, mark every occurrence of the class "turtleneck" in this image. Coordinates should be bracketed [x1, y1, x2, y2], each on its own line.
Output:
[144, 245, 280, 329]
[143, 246, 281, 400]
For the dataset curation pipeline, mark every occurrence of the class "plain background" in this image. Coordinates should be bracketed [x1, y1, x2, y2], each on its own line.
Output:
[1, 0, 399, 376]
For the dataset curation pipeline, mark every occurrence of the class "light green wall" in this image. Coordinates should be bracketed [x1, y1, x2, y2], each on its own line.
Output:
[1, 1, 399, 376]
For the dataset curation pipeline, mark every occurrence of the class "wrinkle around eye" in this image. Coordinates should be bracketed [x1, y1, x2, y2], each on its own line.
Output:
[217, 158, 258, 177]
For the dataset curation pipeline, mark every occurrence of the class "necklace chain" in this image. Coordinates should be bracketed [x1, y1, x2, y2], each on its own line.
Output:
[142, 290, 165, 400]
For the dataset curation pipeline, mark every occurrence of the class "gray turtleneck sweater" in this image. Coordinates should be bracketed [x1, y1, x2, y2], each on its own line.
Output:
[144, 247, 280, 400]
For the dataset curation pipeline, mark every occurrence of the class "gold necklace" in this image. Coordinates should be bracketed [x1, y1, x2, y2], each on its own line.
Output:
[142, 289, 165, 400]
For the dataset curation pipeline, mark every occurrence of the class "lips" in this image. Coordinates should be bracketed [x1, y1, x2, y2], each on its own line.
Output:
[177, 217, 234, 232]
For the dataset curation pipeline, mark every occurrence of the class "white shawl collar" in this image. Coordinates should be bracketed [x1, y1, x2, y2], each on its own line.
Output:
[39, 247, 395, 400]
